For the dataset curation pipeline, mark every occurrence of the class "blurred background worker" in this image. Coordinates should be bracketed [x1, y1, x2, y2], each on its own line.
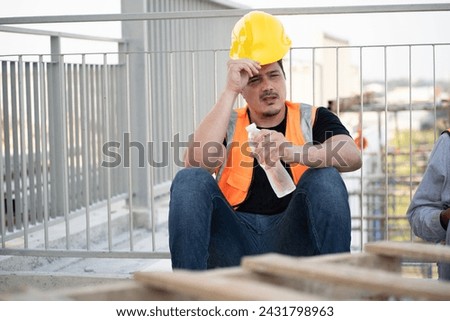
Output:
[168, 11, 362, 270]
[407, 129, 450, 281]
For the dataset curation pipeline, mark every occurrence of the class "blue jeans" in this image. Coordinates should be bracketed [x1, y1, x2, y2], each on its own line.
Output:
[168, 167, 351, 270]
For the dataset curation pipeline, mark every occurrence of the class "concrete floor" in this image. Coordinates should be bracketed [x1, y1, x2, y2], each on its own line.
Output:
[0, 197, 172, 296]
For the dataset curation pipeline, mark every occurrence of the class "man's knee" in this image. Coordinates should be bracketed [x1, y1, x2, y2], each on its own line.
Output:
[300, 167, 344, 189]
[296, 167, 349, 208]
[169, 168, 215, 224]
[171, 167, 215, 190]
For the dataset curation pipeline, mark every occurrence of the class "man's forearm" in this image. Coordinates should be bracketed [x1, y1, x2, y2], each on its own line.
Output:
[184, 89, 238, 169]
[283, 135, 362, 172]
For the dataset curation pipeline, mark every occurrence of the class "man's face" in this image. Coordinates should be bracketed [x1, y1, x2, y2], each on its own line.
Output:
[241, 62, 287, 119]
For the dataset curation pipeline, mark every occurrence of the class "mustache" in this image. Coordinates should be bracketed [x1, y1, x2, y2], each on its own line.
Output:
[260, 90, 279, 100]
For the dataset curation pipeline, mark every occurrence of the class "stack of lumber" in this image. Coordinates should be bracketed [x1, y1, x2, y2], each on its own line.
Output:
[2, 241, 450, 300]
[132, 241, 450, 300]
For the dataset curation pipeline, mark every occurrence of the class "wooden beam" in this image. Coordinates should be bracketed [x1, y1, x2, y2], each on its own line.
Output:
[292, 252, 401, 272]
[242, 254, 450, 300]
[365, 241, 450, 263]
[134, 270, 325, 300]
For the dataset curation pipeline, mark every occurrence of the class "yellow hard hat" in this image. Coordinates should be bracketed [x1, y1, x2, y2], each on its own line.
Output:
[229, 11, 292, 65]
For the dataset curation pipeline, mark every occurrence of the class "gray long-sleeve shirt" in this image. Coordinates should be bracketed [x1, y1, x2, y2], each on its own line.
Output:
[406, 131, 450, 280]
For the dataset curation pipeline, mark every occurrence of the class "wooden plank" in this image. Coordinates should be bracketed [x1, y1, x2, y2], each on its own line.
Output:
[134, 270, 325, 301]
[0, 280, 194, 301]
[365, 241, 450, 263]
[294, 252, 401, 272]
[242, 253, 450, 300]
[202, 265, 367, 299]
[59, 281, 185, 301]
[201, 261, 374, 300]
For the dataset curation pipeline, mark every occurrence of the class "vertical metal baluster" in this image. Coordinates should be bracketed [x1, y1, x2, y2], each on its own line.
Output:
[97, 63, 105, 202]
[81, 54, 91, 250]
[384, 46, 389, 242]
[289, 48, 293, 100]
[25, 62, 36, 226]
[432, 45, 437, 142]
[59, 54, 70, 249]
[67, 64, 75, 212]
[336, 47, 340, 115]
[169, 52, 175, 181]
[408, 46, 413, 209]
[33, 62, 43, 224]
[214, 50, 218, 105]
[2, 61, 14, 234]
[0, 61, 5, 247]
[359, 47, 365, 251]
[89, 65, 96, 205]
[103, 53, 112, 251]
[2, 61, 14, 233]
[148, 52, 156, 252]
[18, 56, 29, 248]
[74, 63, 81, 210]
[312, 48, 316, 106]
[125, 53, 134, 251]
[39, 55, 49, 248]
[11, 62, 23, 230]
[191, 51, 197, 131]
[110, 63, 118, 197]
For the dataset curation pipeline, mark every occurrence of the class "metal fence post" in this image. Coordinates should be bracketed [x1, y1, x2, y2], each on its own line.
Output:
[47, 36, 67, 219]
[121, 0, 152, 228]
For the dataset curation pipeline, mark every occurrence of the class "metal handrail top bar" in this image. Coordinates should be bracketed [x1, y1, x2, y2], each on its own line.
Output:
[0, 3, 449, 25]
[1, 42, 450, 58]
[0, 25, 125, 43]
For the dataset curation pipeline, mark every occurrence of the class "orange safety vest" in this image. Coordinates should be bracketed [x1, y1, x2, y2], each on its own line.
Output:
[216, 101, 316, 207]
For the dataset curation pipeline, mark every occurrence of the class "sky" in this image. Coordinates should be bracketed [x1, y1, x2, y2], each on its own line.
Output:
[238, 0, 450, 45]
[1, 0, 449, 45]
[237, 0, 450, 81]
[0, 0, 450, 80]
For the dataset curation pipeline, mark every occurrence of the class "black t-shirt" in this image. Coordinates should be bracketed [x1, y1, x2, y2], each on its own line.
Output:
[235, 106, 351, 214]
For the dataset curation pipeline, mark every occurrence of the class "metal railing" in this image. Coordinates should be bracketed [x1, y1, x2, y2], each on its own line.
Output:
[1, 4, 450, 263]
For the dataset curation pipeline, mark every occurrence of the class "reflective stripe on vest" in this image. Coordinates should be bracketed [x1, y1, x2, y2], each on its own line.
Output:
[216, 101, 316, 207]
